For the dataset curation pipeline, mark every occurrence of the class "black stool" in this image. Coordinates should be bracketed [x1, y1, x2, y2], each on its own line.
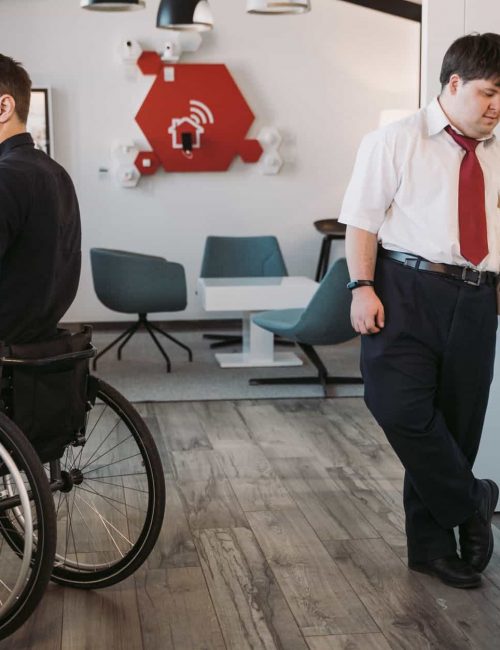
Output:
[314, 219, 346, 281]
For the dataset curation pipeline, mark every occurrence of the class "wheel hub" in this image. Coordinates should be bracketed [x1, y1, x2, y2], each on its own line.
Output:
[60, 468, 84, 493]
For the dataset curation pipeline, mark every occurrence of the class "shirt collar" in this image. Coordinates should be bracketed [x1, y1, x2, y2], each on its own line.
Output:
[0, 132, 34, 158]
[425, 96, 496, 146]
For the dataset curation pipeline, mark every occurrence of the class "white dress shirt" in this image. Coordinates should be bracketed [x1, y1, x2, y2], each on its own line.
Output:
[338, 97, 500, 272]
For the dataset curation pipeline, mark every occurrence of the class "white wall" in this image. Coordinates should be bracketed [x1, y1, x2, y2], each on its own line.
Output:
[0, 0, 420, 322]
[422, 0, 500, 103]
[420, 0, 464, 104]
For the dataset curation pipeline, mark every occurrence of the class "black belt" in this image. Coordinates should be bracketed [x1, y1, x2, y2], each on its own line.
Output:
[378, 248, 497, 286]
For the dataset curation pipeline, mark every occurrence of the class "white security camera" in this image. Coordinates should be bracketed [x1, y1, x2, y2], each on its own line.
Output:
[161, 41, 180, 62]
[119, 39, 142, 63]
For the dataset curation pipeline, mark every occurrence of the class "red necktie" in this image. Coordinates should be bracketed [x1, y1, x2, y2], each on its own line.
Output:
[445, 125, 488, 266]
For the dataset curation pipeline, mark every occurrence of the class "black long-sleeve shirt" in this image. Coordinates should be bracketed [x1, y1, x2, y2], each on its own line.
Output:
[0, 133, 81, 344]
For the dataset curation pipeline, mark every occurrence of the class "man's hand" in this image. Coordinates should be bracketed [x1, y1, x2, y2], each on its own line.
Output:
[350, 286, 385, 335]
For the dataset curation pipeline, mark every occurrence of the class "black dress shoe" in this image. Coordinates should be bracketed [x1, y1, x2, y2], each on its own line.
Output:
[408, 554, 481, 588]
[459, 478, 499, 573]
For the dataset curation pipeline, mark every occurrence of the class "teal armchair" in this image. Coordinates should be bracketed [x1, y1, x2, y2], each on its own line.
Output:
[249, 258, 363, 395]
[200, 235, 291, 349]
[90, 248, 192, 372]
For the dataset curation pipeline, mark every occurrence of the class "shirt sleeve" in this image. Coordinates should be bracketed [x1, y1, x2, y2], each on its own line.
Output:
[338, 130, 399, 234]
[0, 168, 26, 259]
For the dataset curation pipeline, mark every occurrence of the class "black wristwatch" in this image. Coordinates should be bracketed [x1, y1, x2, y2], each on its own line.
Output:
[346, 280, 375, 291]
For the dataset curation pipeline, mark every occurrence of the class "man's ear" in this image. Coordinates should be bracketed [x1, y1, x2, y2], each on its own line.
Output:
[0, 95, 16, 124]
[448, 74, 462, 96]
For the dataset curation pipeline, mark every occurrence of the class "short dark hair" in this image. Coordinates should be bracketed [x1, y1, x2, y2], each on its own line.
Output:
[0, 54, 31, 123]
[440, 33, 500, 88]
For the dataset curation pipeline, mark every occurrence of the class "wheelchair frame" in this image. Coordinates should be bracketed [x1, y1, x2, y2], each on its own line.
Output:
[0, 338, 166, 639]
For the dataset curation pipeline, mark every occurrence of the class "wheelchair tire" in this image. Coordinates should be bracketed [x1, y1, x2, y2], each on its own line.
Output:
[50, 379, 165, 589]
[0, 413, 57, 640]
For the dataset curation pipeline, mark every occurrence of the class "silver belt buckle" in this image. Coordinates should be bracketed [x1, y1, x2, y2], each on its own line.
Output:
[461, 266, 481, 286]
[403, 256, 419, 269]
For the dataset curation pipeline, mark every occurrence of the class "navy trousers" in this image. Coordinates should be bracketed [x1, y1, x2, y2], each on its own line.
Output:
[361, 256, 497, 562]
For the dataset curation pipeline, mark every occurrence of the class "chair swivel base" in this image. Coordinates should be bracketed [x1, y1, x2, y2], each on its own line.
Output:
[249, 342, 363, 396]
[203, 333, 295, 350]
[249, 375, 363, 396]
[203, 333, 241, 349]
[93, 314, 193, 373]
[250, 376, 363, 385]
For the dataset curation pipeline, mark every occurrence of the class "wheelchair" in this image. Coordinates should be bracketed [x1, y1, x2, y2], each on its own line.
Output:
[0, 326, 166, 639]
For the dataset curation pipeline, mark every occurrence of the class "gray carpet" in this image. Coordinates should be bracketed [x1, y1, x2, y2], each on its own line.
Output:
[91, 329, 364, 402]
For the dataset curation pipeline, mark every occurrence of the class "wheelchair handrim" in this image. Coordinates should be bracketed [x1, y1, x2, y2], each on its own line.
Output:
[0, 441, 34, 615]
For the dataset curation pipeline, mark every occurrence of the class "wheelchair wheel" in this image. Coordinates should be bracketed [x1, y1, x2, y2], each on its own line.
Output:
[50, 379, 165, 589]
[0, 413, 56, 640]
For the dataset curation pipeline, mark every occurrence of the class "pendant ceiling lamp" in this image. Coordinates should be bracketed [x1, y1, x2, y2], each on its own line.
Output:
[156, 0, 214, 31]
[81, 0, 145, 9]
[246, 0, 310, 14]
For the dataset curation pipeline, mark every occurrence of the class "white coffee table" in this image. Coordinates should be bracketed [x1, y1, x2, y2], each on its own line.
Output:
[197, 276, 318, 368]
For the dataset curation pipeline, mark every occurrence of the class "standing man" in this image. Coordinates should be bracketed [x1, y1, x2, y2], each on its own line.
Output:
[339, 33, 500, 589]
[0, 54, 81, 345]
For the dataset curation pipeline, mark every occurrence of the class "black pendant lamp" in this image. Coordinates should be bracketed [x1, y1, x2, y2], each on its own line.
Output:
[156, 0, 214, 32]
[81, 0, 145, 10]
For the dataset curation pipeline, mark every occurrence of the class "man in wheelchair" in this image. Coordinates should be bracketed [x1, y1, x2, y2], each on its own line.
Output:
[0, 54, 165, 643]
[0, 54, 83, 461]
[0, 55, 81, 346]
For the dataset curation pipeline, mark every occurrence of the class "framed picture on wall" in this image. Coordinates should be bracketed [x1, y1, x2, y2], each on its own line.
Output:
[27, 88, 52, 157]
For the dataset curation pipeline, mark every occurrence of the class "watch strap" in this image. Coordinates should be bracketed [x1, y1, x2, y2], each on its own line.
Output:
[346, 280, 375, 291]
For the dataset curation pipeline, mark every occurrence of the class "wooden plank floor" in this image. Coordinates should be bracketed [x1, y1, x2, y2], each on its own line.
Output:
[3, 397, 500, 649]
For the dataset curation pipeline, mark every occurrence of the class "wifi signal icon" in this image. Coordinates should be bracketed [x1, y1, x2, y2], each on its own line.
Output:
[189, 100, 215, 126]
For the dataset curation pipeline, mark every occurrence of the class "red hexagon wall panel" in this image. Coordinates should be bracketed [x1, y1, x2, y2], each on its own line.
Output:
[134, 52, 263, 174]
